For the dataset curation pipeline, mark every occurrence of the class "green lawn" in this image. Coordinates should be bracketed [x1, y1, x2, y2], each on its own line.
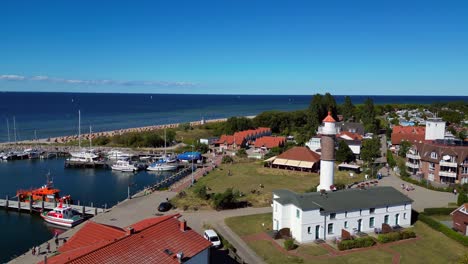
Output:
[172, 159, 367, 209]
[428, 214, 452, 221]
[225, 213, 468, 264]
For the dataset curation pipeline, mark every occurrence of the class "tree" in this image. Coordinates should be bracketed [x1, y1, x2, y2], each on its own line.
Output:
[336, 140, 356, 163]
[458, 190, 468, 206]
[212, 188, 239, 210]
[361, 137, 381, 164]
[341, 96, 355, 121]
[398, 141, 412, 157]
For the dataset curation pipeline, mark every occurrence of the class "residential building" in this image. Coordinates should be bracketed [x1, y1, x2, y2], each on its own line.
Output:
[215, 127, 271, 150]
[43, 214, 211, 264]
[451, 204, 468, 236]
[405, 140, 468, 184]
[391, 126, 426, 146]
[272, 187, 413, 242]
[254, 136, 286, 150]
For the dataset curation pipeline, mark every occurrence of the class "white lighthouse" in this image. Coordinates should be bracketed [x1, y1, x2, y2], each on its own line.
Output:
[317, 112, 337, 191]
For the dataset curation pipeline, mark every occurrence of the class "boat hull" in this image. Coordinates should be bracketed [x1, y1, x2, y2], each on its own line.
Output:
[111, 167, 136, 172]
[41, 213, 84, 228]
[147, 165, 177, 171]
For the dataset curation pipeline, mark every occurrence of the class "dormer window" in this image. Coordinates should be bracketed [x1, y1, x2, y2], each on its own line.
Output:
[430, 152, 438, 159]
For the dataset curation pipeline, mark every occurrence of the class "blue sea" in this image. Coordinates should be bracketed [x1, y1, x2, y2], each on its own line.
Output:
[0, 92, 467, 143]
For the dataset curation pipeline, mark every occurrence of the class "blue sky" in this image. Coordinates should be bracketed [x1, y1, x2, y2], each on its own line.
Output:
[1, 0, 467, 95]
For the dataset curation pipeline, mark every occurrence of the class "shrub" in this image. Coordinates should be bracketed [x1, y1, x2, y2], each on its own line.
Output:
[337, 237, 375, 251]
[193, 184, 209, 200]
[418, 213, 468, 247]
[222, 155, 234, 164]
[458, 191, 468, 206]
[377, 232, 401, 243]
[423, 207, 457, 215]
[212, 188, 239, 210]
[284, 238, 296, 250]
[400, 230, 416, 239]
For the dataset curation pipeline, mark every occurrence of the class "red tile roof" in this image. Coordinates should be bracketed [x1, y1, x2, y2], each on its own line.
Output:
[391, 126, 426, 145]
[43, 214, 211, 264]
[216, 135, 235, 145]
[254, 136, 286, 149]
[217, 127, 272, 146]
[277, 147, 321, 162]
[323, 112, 336, 123]
[338, 131, 363, 141]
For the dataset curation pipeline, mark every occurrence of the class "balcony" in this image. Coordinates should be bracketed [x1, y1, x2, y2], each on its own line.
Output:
[406, 153, 421, 160]
[440, 160, 457, 168]
[406, 162, 420, 169]
[439, 171, 457, 178]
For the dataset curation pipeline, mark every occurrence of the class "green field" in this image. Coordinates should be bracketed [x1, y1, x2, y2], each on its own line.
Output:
[225, 213, 468, 264]
[171, 159, 367, 209]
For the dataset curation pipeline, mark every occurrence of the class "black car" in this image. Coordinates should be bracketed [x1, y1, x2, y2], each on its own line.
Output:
[158, 202, 172, 212]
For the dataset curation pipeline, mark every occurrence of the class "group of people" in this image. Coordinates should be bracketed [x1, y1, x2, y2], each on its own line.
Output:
[31, 231, 65, 256]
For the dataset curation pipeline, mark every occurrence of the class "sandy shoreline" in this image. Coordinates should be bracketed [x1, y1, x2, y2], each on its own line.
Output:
[2, 115, 256, 145]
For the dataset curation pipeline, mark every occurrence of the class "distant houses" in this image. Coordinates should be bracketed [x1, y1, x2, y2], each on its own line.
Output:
[214, 127, 272, 150]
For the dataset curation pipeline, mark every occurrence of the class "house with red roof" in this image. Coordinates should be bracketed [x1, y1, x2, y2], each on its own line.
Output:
[215, 127, 272, 150]
[264, 146, 320, 172]
[451, 203, 468, 236]
[254, 136, 286, 150]
[42, 214, 211, 264]
[391, 126, 426, 146]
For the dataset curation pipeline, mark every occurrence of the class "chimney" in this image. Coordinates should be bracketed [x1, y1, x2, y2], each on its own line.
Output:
[179, 219, 187, 232]
[126, 226, 135, 235]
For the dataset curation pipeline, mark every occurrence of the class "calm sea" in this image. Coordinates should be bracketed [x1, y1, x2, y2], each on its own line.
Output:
[0, 92, 467, 143]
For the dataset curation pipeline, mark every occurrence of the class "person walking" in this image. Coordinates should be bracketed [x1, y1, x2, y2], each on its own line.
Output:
[31, 247, 36, 256]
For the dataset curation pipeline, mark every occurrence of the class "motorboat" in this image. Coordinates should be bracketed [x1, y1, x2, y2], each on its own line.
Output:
[41, 201, 84, 228]
[25, 148, 42, 159]
[147, 160, 178, 171]
[17, 173, 72, 203]
[111, 160, 138, 172]
[107, 150, 133, 160]
[67, 150, 99, 162]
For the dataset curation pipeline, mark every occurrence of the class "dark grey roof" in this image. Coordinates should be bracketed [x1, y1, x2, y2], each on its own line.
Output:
[336, 122, 365, 136]
[273, 187, 413, 214]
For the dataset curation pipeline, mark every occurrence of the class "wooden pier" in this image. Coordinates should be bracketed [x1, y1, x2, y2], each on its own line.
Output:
[148, 166, 195, 191]
[0, 198, 105, 216]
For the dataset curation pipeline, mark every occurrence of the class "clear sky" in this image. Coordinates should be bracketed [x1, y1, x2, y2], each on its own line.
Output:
[1, 0, 467, 95]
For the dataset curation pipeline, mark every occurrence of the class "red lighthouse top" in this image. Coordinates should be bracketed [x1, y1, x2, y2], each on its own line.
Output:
[322, 111, 336, 123]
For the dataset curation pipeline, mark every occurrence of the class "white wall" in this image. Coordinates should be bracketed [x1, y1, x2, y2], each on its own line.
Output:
[318, 160, 334, 191]
[274, 199, 413, 243]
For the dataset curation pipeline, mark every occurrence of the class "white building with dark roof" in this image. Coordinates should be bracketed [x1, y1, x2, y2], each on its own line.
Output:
[272, 187, 413, 242]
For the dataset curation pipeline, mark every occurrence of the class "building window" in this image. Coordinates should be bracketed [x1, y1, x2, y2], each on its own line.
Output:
[344, 221, 348, 228]
[328, 223, 333, 234]
[404, 213, 407, 219]
[369, 217, 375, 228]
[308, 227, 311, 234]
[384, 215, 389, 224]
[462, 167, 468, 175]
[428, 173, 434, 181]
[430, 152, 438, 159]
[429, 162, 435, 171]
[296, 209, 300, 219]
[330, 213, 336, 220]
[370, 208, 375, 214]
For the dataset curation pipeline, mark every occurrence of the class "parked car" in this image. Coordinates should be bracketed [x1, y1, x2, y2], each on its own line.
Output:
[157, 202, 172, 212]
[203, 229, 221, 248]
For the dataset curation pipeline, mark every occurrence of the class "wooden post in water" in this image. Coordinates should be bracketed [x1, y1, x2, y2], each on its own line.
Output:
[5, 195, 8, 209]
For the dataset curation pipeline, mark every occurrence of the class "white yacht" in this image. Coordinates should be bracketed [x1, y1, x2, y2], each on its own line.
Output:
[147, 160, 178, 171]
[67, 150, 99, 162]
[107, 150, 133, 160]
[111, 160, 138, 172]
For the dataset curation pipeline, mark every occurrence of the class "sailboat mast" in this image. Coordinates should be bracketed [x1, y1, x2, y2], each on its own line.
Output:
[6, 118, 10, 142]
[89, 125, 92, 148]
[164, 128, 167, 156]
[13, 116, 17, 144]
[78, 110, 81, 148]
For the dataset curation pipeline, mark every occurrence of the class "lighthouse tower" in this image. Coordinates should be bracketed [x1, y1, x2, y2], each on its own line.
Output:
[317, 112, 337, 191]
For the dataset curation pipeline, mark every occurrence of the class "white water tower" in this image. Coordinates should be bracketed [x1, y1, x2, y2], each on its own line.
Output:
[425, 118, 445, 141]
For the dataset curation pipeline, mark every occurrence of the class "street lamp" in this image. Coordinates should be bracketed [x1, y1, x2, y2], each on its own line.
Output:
[191, 143, 194, 186]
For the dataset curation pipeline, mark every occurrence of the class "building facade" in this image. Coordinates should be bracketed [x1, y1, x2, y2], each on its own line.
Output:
[406, 141, 468, 184]
[451, 204, 468, 236]
[272, 188, 413, 242]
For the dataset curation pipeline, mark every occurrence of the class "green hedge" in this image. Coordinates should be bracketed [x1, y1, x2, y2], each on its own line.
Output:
[418, 213, 468, 247]
[338, 237, 376, 251]
[377, 230, 416, 243]
[423, 207, 457, 215]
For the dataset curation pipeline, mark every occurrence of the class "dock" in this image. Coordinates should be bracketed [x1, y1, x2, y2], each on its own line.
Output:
[0, 199, 105, 216]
